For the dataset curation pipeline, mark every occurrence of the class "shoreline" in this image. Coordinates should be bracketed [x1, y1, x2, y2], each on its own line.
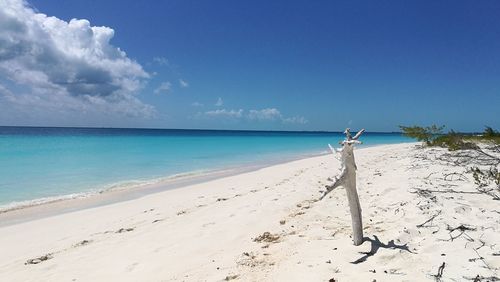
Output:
[0, 142, 401, 227]
[1, 142, 498, 281]
[0, 149, 330, 227]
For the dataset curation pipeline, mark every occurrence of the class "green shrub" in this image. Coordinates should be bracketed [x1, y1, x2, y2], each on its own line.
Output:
[401, 124, 500, 148]
[431, 130, 478, 151]
[483, 126, 499, 137]
[399, 125, 445, 145]
[463, 126, 500, 144]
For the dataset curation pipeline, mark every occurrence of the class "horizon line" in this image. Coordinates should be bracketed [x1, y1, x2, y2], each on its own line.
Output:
[0, 125, 405, 134]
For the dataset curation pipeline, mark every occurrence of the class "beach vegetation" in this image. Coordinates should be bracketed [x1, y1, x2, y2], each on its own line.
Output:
[484, 126, 499, 137]
[398, 124, 445, 145]
[432, 130, 478, 151]
[400, 125, 499, 150]
[464, 126, 500, 144]
[403, 124, 500, 197]
[469, 166, 500, 188]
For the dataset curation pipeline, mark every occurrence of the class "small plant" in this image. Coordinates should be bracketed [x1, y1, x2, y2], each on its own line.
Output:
[399, 124, 499, 150]
[475, 126, 500, 144]
[462, 126, 500, 145]
[432, 130, 478, 151]
[483, 126, 500, 138]
[468, 166, 500, 188]
[399, 125, 445, 145]
[400, 125, 479, 150]
[470, 167, 486, 187]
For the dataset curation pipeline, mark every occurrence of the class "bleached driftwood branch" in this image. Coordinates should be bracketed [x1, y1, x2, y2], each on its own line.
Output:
[320, 128, 365, 246]
[350, 128, 365, 141]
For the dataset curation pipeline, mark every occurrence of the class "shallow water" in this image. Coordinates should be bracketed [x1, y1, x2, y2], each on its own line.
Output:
[0, 127, 412, 208]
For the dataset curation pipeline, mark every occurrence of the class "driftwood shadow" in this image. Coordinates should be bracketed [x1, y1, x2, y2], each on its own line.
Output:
[351, 235, 413, 264]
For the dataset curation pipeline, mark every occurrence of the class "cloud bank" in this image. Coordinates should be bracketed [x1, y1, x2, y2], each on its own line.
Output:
[247, 108, 282, 121]
[204, 109, 243, 119]
[200, 107, 308, 125]
[0, 0, 154, 123]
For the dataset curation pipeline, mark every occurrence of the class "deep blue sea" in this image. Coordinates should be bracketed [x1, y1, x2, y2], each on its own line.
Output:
[0, 127, 412, 210]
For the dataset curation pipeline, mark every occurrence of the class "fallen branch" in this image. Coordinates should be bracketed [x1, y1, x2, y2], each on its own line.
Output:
[445, 224, 476, 242]
[410, 188, 482, 196]
[416, 211, 442, 228]
[443, 172, 468, 181]
[432, 262, 446, 281]
[472, 248, 492, 272]
[464, 275, 500, 281]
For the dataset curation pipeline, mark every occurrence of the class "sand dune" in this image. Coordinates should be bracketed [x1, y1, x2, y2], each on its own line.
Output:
[0, 143, 498, 281]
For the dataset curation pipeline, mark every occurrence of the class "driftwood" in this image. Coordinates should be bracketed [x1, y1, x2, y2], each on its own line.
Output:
[321, 128, 365, 246]
[416, 210, 442, 228]
[433, 262, 446, 281]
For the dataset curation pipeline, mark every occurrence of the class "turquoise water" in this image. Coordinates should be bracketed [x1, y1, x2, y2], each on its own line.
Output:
[0, 127, 412, 209]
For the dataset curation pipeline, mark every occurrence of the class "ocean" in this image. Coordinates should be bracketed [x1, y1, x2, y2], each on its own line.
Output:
[0, 127, 412, 210]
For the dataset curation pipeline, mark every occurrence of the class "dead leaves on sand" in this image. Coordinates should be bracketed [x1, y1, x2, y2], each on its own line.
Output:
[24, 238, 95, 266]
[115, 227, 135, 233]
[224, 274, 239, 280]
[24, 227, 132, 266]
[25, 253, 53, 265]
[253, 232, 281, 243]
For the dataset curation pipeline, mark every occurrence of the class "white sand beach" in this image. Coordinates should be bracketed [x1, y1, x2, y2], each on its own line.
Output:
[0, 143, 499, 281]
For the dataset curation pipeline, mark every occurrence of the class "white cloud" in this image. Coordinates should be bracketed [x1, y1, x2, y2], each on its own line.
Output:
[191, 101, 203, 107]
[247, 108, 308, 124]
[283, 116, 308, 124]
[215, 97, 223, 107]
[154, 81, 171, 94]
[197, 106, 308, 125]
[204, 109, 243, 119]
[153, 56, 169, 66]
[179, 79, 189, 88]
[0, 0, 154, 120]
[247, 108, 282, 121]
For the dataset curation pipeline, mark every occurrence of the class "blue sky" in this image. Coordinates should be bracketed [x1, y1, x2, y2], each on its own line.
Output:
[0, 0, 499, 132]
